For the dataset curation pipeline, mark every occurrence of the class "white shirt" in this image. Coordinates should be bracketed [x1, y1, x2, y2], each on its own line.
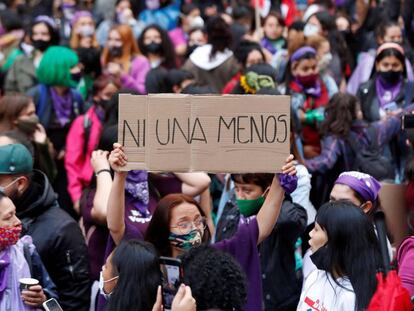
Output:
[297, 269, 356, 311]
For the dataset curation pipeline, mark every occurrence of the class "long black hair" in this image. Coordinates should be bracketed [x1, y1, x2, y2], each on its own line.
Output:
[105, 240, 161, 311]
[137, 24, 176, 69]
[315, 201, 381, 311]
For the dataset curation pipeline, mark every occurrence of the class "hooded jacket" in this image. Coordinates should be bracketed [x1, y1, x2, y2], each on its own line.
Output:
[182, 44, 240, 93]
[15, 170, 90, 311]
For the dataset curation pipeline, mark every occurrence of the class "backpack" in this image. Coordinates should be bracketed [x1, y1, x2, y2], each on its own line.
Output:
[366, 212, 413, 311]
[346, 126, 395, 181]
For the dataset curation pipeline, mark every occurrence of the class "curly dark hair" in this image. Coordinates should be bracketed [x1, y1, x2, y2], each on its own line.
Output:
[320, 92, 360, 138]
[137, 24, 177, 69]
[180, 245, 247, 311]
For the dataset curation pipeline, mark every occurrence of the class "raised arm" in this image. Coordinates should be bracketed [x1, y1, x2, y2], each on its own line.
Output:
[107, 143, 128, 245]
[90, 150, 113, 225]
[256, 155, 296, 244]
[174, 172, 211, 197]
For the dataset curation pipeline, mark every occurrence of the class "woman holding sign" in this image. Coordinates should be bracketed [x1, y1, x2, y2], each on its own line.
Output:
[107, 143, 297, 311]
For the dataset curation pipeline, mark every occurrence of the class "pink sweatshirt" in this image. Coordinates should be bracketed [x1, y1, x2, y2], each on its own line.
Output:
[65, 106, 103, 203]
[397, 236, 414, 297]
[120, 55, 151, 94]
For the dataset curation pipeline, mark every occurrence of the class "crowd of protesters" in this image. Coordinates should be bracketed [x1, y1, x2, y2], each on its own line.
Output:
[0, 0, 414, 310]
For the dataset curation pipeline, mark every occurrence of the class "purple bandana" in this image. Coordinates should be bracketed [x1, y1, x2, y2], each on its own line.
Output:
[277, 173, 298, 194]
[293, 77, 322, 97]
[375, 76, 402, 108]
[125, 170, 150, 216]
[34, 15, 57, 29]
[71, 10, 93, 26]
[290, 46, 316, 62]
[335, 171, 382, 202]
[50, 87, 73, 127]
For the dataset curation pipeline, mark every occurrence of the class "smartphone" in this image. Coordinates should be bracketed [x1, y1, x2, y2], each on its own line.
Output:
[42, 298, 63, 311]
[402, 114, 414, 130]
[160, 257, 183, 311]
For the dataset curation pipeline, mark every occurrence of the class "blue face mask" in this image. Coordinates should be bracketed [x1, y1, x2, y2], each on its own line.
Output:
[169, 229, 203, 250]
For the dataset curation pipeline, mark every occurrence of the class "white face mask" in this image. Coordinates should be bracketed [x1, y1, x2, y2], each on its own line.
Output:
[318, 52, 333, 72]
[21, 42, 34, 56]
[189, 15, 204, 29]
[304, 23, 320, 37]
[77, 25, 95, 37]
[98, 271, 119, 300]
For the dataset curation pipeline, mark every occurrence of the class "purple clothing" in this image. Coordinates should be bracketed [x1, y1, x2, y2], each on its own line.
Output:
[397, 236, 414, 296]
[50, 87, 73, 126]
[305, 117, 401, 174]
[169, 27, 187, 47]
[215, 217, 262, 311]
[82, 174, 182, 281]
[347, 51, 414, 95]
[95, 174, 182, 311]
[375, 77, 403, 107]
[120, 55, 151, 94]
[0, 237, 42, 311]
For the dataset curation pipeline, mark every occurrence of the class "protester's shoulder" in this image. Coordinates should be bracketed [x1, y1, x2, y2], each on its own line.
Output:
[397, 236, 414, 261]
[38, 205, 82, 232]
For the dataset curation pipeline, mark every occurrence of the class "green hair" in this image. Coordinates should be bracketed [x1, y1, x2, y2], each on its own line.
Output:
[36, 46, 79, 88]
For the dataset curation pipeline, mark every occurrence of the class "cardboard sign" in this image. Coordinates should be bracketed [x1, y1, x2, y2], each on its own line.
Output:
[118, 94, 290, 173]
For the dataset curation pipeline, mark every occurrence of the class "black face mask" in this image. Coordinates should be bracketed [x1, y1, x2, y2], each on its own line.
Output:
[71, 72, 82, 83]
[97, 99, 109, 109]
[145, 42, 163, 54]
[32, 39, 50, 52]
[108, 46, 123, 58]
[378, 70, 403, 85]
[310, 246, 330, 271]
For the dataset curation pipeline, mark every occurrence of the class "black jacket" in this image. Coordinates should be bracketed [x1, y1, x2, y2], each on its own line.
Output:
[216, 197, 307, 311]
[16, 170, 90, 311]
[357, 78, 414, 122]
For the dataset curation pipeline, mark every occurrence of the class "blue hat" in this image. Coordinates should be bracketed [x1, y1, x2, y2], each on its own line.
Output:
[0, 144, 33, 174]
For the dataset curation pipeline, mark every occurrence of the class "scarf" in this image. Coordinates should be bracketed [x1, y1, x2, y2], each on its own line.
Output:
[375, 76, 403, 108]
[50, 87, 73, 127]
[125, 171, 150, 217]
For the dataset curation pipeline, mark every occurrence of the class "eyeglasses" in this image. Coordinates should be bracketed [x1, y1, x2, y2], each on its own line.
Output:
[171, 217, 207, 234]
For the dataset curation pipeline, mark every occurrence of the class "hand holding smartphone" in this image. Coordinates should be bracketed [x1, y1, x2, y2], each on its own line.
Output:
[160, 257, 183, 311]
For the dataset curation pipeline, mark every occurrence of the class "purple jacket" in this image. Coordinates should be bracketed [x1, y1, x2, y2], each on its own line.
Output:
[397, 236, 414, 297]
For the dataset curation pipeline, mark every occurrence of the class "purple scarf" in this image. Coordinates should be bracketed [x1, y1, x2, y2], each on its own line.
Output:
[293, 78, 322, 97]
[375, 77, 402, 108]
[125, 170, 150, 217]
[50, 87, 73, 126]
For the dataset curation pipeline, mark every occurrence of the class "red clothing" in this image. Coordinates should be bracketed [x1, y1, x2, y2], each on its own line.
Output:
[222, 72, 241, 94]
[65, 106, 103, 203]
[290, 79, 329, 151]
